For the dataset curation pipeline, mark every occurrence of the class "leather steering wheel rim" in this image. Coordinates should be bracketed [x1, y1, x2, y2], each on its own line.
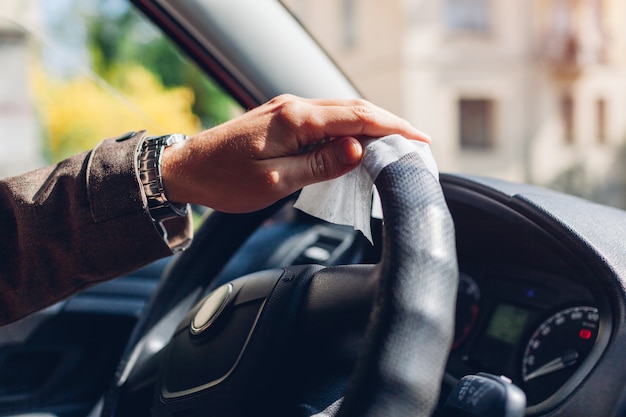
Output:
[332, 151, 458, 416]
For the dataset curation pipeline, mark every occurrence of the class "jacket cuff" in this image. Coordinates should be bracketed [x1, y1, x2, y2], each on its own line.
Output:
[86, 131, 193, 253]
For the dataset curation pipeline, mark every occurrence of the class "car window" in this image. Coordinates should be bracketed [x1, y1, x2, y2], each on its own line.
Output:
[0, 0, 241, 179]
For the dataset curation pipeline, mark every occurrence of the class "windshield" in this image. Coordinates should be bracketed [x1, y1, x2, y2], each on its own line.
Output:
[281, 0, 626, 210]
[2, 0, 625, 210]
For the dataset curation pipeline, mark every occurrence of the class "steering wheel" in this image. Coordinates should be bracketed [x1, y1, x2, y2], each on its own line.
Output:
[102, 150, 459, 417]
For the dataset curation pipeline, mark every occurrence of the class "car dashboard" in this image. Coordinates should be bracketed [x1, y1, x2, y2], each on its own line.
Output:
[441, 176, 610, 412]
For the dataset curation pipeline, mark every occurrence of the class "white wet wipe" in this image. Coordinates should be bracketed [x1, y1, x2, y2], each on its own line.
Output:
[294, 134, 438, 243]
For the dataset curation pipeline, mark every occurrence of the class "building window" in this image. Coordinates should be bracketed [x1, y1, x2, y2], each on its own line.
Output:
[342, 0, 356, 49]
[459, 99, 495, 150]
[596, 98, 606, 143]
[560, 93, 575, 144]
[445, 0, 491, 33]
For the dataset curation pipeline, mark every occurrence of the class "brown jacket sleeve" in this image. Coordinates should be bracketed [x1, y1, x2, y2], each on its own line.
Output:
[0, 132, 193, 325]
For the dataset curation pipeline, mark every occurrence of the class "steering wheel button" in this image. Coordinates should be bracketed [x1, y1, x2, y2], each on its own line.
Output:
[190, 283, 233, 335]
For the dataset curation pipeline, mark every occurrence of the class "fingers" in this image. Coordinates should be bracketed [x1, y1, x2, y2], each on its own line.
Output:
[316, 104, 431, 144]
[265, 94, 430, 148]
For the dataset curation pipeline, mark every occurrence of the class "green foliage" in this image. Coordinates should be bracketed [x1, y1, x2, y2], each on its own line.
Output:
[84, 2, 236, 127]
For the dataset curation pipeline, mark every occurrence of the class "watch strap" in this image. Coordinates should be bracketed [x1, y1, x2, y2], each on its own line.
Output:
[138, 133, 190, 247]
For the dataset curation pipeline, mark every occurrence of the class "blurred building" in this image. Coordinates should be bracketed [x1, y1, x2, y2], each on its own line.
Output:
[0, 0, 44, 178]
[283, 0, 626, 206]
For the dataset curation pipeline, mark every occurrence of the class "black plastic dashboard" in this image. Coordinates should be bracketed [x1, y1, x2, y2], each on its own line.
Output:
[440, 176, 613, 414]
[441, 174, 626, 416]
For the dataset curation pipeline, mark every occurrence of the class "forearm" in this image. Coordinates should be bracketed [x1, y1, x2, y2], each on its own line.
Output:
[0, 132, 192, 325]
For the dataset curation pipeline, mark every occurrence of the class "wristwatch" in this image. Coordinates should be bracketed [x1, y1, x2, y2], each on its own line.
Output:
[138, 133, 190, 244]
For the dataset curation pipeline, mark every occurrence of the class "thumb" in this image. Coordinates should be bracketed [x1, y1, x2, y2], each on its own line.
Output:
[259, 137, 363, 201]
[303, 136, 363, 183]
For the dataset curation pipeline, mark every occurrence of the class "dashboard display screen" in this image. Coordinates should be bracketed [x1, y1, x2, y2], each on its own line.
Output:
[486, 303, 530, 345]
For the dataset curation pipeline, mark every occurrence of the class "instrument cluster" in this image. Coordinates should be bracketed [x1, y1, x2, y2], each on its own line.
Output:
[447, 269, 601, 407]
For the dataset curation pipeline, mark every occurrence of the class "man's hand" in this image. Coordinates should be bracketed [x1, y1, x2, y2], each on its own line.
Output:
[161, 95, 430, 213]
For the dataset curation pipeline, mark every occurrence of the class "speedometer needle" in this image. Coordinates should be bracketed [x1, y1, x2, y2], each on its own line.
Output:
[524, 350, 579, 382]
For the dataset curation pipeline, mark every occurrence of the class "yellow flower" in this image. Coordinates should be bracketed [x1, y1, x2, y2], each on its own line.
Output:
[31, 65, 201, 162]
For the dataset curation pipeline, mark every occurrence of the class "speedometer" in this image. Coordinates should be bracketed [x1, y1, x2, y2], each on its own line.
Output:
[521, 306, 599, 405]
